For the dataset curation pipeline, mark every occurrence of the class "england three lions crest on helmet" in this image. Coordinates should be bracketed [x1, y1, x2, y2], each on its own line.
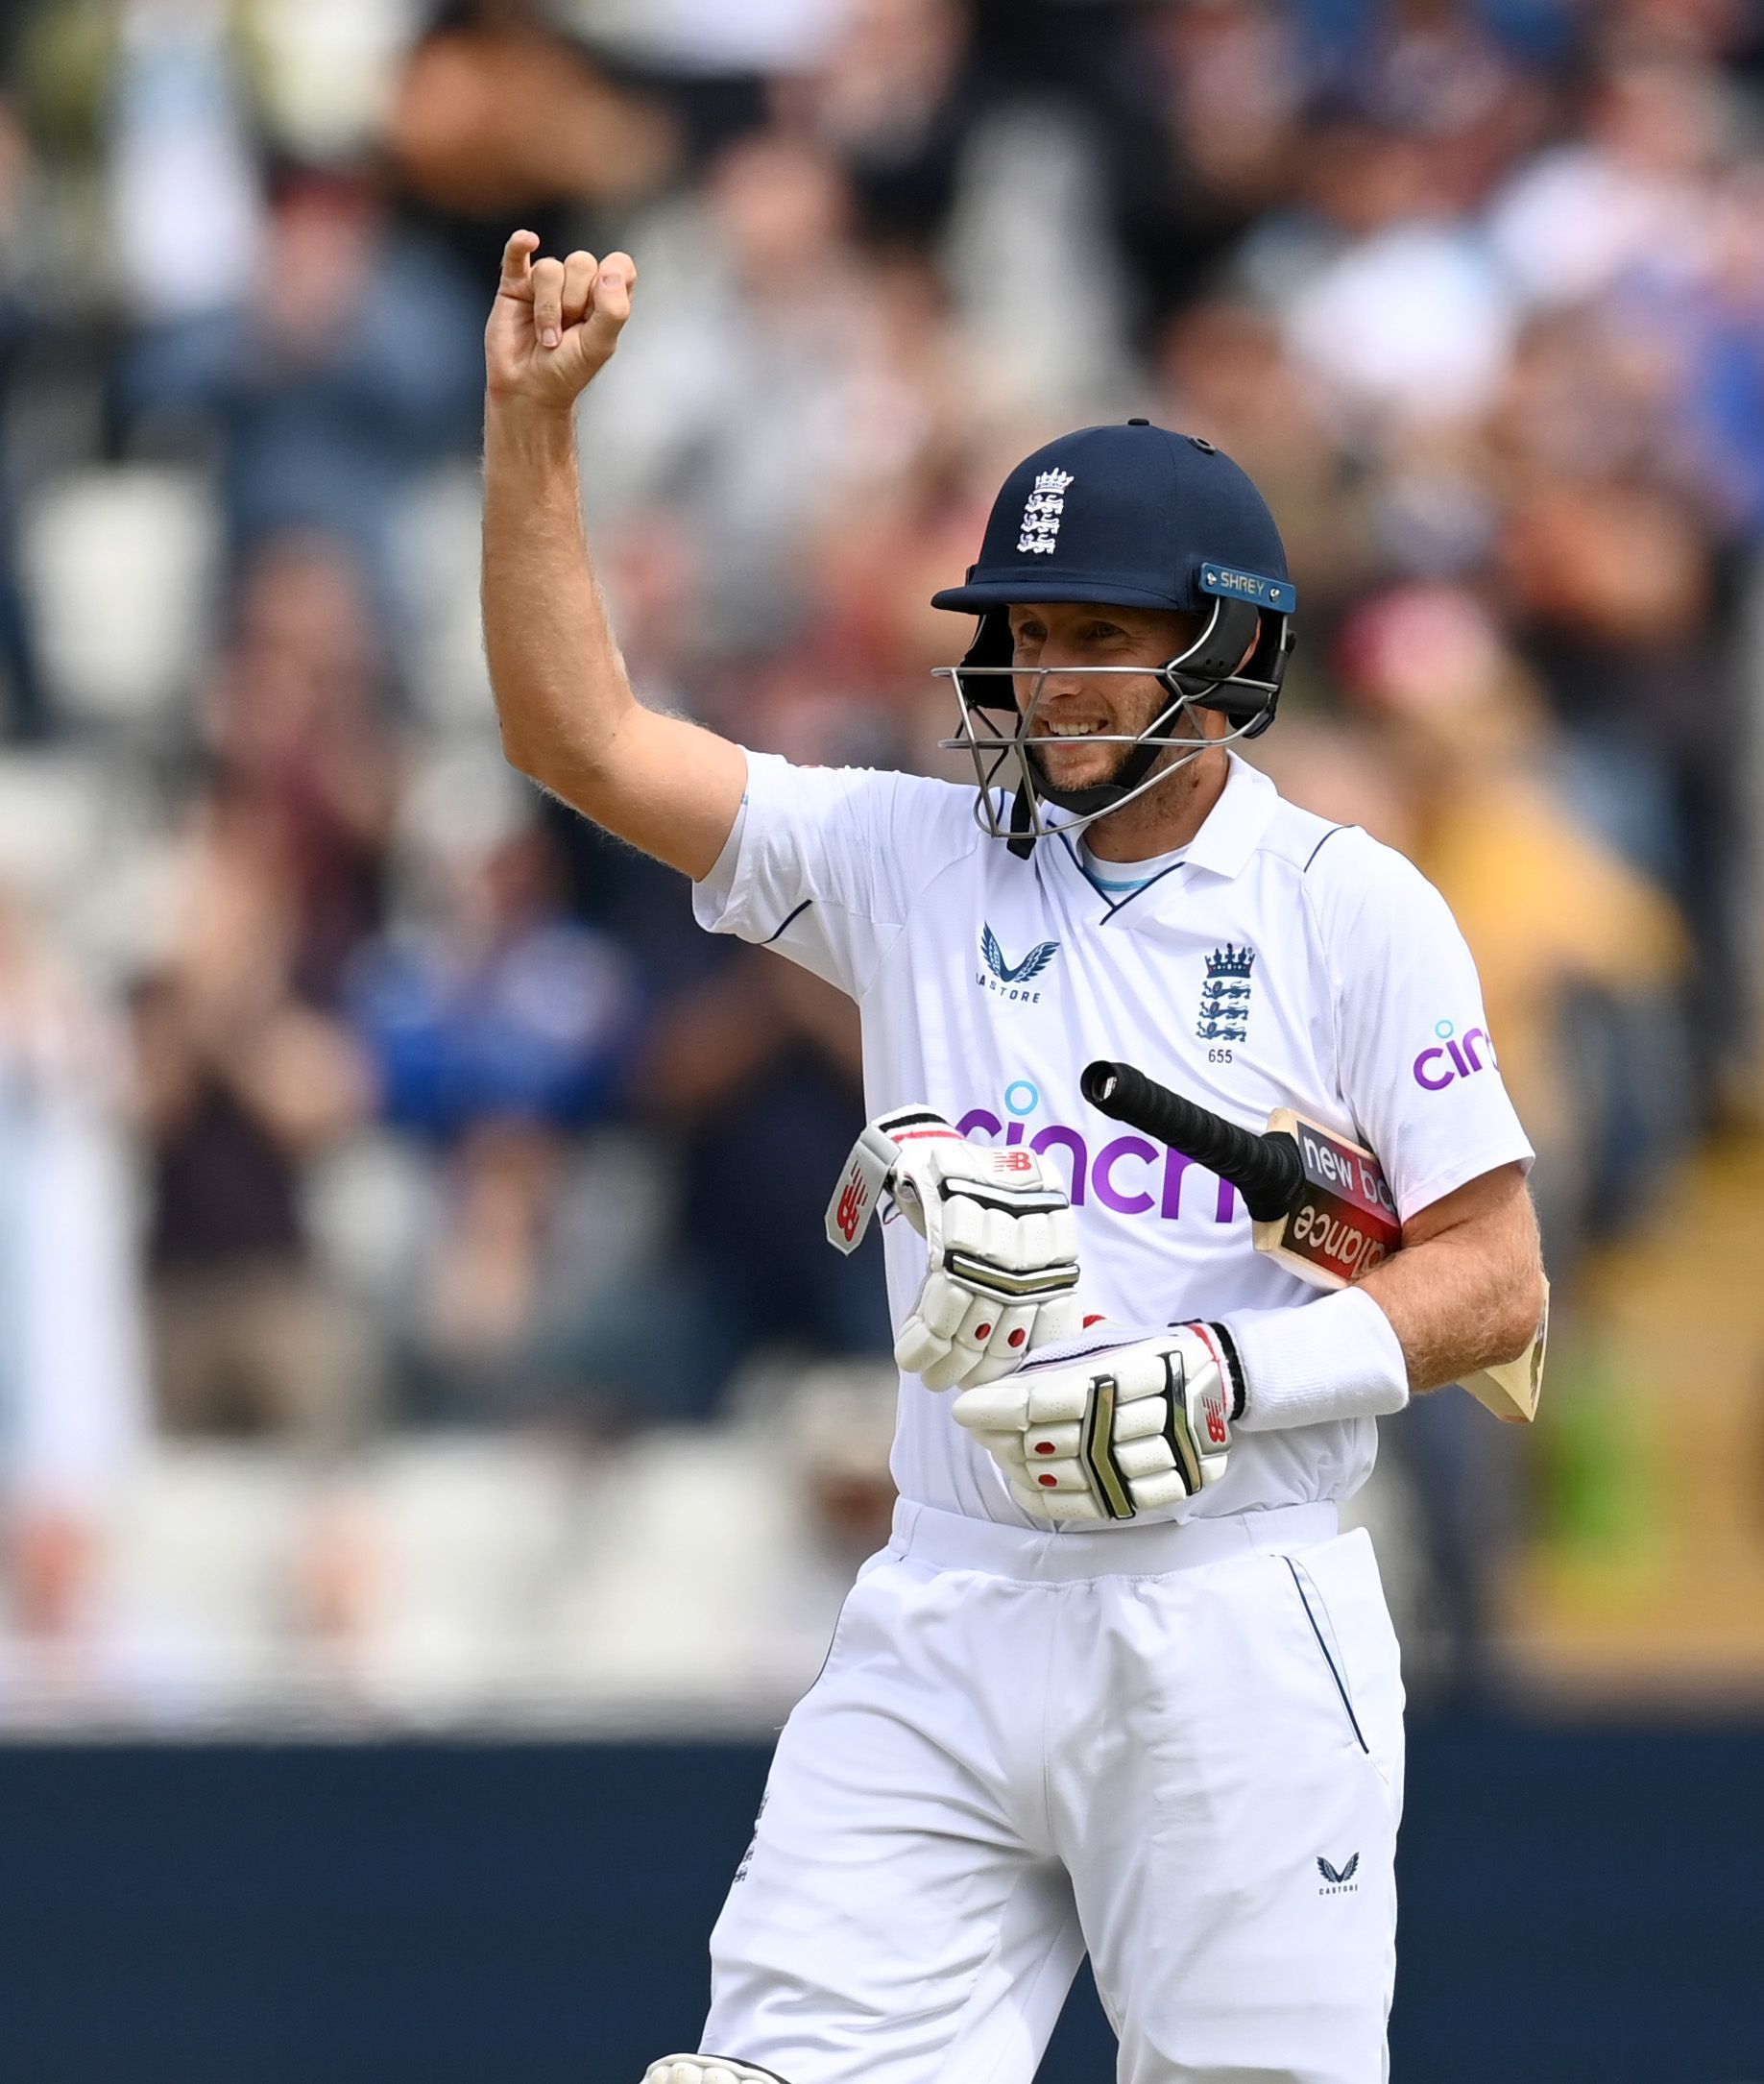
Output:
[1197, 943, 1255, 1042]
[1017, 469, 1073, 556]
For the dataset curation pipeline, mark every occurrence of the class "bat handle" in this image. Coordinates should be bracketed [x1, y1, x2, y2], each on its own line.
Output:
[1080, 1060, 1302, 1224]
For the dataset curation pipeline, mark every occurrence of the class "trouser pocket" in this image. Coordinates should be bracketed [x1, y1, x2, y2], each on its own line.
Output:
[1282, 1552, 1369, 1754]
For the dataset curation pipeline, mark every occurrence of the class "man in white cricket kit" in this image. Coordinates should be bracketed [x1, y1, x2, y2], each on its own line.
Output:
[481, 236, 1546, 2084]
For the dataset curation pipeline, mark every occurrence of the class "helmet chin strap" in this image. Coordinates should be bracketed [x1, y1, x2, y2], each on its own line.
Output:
[946, 594, 1286, 858]
[1006, 698, 1205, 860]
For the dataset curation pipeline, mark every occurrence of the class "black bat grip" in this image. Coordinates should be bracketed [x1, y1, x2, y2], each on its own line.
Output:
[1080, 1060, 1303, 1224]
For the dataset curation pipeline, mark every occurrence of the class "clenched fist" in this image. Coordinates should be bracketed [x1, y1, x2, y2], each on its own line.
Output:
[826, 1107, 1081, 1392]
[952, 1321, 1236, 1521]
[485, 230, 637, 410]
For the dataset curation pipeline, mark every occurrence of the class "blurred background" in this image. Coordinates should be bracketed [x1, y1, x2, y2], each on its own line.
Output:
[0, 0, 1760, 2077]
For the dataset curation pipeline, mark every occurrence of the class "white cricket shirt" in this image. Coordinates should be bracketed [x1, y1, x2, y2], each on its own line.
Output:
[695, 750, 1534, 1527]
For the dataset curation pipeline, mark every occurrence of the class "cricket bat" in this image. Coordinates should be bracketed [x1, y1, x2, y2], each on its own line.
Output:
[1079, 1059, 1547, 1423]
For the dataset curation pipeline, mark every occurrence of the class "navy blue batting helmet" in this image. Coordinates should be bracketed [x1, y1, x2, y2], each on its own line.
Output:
[930, 420, 1296, 852]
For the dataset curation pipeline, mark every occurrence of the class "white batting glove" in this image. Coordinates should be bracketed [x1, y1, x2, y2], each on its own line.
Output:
[640, 2060, 788, 2084]
[826, 1106, 1081, 1392]
[952, 1321, 1237, 1522]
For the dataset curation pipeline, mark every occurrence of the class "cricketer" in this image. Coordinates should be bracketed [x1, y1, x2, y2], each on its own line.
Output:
[480, 233, 1545, 2084]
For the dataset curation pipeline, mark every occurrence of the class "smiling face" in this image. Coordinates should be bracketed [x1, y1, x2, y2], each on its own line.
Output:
[1008, 599, 1210, 795]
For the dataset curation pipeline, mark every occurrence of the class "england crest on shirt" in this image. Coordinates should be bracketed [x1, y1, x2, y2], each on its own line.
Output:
[1197, 942, 1255, 1042]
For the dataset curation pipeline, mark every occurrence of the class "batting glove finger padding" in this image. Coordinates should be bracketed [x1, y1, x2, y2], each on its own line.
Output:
[640, 2060, 793, 2084]
[826, 1107, 1081, 1391]
[952, 1321, 1235, 1522]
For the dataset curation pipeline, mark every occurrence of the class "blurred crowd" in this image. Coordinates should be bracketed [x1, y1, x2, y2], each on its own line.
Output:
[0, 0, 1759, 1724]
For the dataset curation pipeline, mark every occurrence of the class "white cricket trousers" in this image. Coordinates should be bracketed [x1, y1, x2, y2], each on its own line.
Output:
[701, 1498, 1404, 2084]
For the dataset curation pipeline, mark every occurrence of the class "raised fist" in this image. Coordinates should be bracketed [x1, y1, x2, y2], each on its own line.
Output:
[485, 230, 637, 410]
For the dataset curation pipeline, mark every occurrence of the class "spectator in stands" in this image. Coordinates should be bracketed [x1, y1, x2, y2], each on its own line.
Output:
[1117, 0, 1312, 303]
[0, 0, 1756, 1725]
[1491, 432, 1744, 1110]
[100, 0, 265, 333]
[1274, 113, 1517, 430]
[200, 531, 403, 1007]
[778, 0, 978, 246]
[1262, 581, 1685, 1694]
[1661, 159, 1764, 540]
[1331, 581, 1690, 1241]
[0, 90, 43, 740]
[580, 129, 908, 652]
[119, 163, 481, 601]
[0, 878, 147, 1662]
[1154, 295, 1376, 616]
[598, 942, 892, 1424]
[349, 800, 640, 1425]
[131, 785, 375, 1450]
[1486, 50, 1733, 315]
[386, 0, 679, 287]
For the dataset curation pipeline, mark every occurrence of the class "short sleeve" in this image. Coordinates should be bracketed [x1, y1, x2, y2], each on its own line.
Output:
[1312, 830, 1534, 1221]
[691, 749, 978, 1000]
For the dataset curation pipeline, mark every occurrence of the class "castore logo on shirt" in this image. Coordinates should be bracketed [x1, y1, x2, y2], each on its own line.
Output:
[978, 924, 1060, 1003]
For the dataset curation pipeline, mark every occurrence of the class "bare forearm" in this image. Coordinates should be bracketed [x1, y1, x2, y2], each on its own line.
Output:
[482, 400, 633, 788]
[480, 237, 745, 878]
[1359, 1175, 1544, 1393]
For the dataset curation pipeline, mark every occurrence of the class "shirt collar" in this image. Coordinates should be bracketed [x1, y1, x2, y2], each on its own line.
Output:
[1078, 835, 1188, 893]
[1044, 752, 1277, 920]
[1175, 752, 1279, 881]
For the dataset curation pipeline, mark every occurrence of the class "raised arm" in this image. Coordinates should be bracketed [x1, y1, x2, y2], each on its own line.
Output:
[481, 231, 747, 879]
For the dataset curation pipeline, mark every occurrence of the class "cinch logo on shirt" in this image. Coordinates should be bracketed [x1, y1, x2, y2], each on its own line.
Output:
[954, 1079, 1240, 1226]
[978, 925, 1059, 1003]
[1413, 1018, 1493, 1091]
